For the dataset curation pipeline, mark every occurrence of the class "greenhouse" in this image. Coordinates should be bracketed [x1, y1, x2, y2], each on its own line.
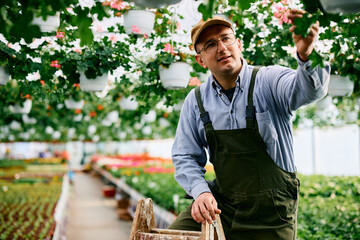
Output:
[0, 0, 359, 239]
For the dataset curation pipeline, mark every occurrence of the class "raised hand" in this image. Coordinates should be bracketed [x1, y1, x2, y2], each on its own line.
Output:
[288, 9, 320, 62]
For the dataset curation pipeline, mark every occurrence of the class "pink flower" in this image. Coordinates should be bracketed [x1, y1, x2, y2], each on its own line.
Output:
[110, 0, 124, 10]
[109, 34, 117, 43]
[188, 77, 201, 86]
[143, 33, 148, 39]
[96, 25, 103, 32]
[131, 25, 141, 33]
[273, 3, 291, 25]
[73, 48, 82, 53]
[50, 60, 61, 69]
[163, 43, 174, 54]
[56, 31, 65, 38]
[176, 22, 181, 31]
[40, 80, 45, 86]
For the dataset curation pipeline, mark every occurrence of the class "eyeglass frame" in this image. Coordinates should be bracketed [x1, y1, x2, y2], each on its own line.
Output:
[197, 32, 237, 54]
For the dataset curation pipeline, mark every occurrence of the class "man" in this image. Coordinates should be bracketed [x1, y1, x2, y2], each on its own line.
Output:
[168, 9, 330, 240]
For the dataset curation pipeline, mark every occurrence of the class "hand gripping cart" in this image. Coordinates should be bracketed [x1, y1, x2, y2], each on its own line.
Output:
[129, 198, 226, 240]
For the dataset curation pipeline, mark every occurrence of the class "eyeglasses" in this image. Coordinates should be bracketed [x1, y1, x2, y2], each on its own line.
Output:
[198, 33, 236, 54]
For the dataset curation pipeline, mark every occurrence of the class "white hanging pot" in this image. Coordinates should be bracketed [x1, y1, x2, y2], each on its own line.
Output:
[79, 72, 108, 92]
[32, 12, 60, 32]
[159, 62, 191, 89]
[0, 66, 9, 85]
[64, 98, 85, 109]
[73, 114, 83, 122]
[133, 0, 181, 8]
[344, 110, 358, 123]
[123, 10, 155, 36]
[118, 96, 138, 110]
[316, 95, 332, 110]
[328, 74, 353, 97]
[106, 110, 119, 123]
[11, 99, 32, 114]
[142, 110, 156, 123]
[319, 0, 360, 14]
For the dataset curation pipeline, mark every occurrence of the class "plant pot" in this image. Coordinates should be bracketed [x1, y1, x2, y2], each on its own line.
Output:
[142, 110, 156, 123]
[319, 0, 360, 14]
[327, 74, 353, 97]
[11, 99, 32, 114]
[123, 10, 155, 35]
[64, 99, 85, 109]
[0, 66, 9, 85]
[79, 72, 108, 92]
[133, 0, 181, 8]
[32, 12, 60, 32]
[159, 62, 191, 89]
[316, 95, 332, 110]
[344, 110, 358, 123]
[102, 185, 116, 198]
[118, 96, 138, 110]
[106, 110, 119, 123]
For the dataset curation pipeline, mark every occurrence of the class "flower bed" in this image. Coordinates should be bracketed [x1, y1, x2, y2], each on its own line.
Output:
[0, 160, 67, 240]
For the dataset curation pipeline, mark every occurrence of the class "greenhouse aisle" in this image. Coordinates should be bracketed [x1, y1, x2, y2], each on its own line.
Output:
[66, 172, 132, 240]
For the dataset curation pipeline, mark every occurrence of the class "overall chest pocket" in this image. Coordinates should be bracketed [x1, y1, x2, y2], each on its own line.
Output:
[256, 110, 278, 144]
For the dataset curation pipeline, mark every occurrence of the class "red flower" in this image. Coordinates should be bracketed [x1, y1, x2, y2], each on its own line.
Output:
[74, 109, 82, 114]
[40, 80, 45, 86]
[97, 104, 104, 111]
[89, 111, 97, 117]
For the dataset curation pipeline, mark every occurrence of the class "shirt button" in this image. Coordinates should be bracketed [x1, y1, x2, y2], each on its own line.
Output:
[219, 94, 222, 97]
[230, 110, 233, 114]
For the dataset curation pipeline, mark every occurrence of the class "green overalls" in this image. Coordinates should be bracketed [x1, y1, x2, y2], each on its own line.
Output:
[168, 67, 300, 240]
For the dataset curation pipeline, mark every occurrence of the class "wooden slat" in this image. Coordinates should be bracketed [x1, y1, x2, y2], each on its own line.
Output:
[136, 232, 200, 240]
[151, 228, 201, 236]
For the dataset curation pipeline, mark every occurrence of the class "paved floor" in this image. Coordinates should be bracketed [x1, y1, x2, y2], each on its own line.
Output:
[66, 172, 132, 240]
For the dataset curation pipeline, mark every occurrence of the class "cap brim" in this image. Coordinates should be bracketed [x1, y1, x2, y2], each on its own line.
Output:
[193, 19, 232, 46]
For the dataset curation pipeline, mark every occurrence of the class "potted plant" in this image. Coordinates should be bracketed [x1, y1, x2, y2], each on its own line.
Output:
[103, 1, 156, 36]
[31, 12, 60, 32]
[64, 84, 86, 109]
[157, 42, 193, 89]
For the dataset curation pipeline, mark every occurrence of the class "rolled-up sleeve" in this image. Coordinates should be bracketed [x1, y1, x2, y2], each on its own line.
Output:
[171, 90, 210, 200]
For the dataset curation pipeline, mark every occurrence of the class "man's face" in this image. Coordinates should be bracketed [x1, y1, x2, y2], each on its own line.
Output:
[195, 25, 242, 77]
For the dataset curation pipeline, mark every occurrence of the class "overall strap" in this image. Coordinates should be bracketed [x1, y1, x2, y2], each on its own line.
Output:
[246, 67, 261, 129]
[195, 86, 214, 131]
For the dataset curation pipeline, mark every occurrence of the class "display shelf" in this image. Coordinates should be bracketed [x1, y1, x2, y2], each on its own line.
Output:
[93, 165, 177, 228]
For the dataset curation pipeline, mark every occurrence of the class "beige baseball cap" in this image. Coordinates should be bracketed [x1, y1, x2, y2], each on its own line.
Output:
[191, 16, 233, 48]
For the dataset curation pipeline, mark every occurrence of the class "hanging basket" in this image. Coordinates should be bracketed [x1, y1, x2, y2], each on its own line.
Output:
[118, 96, 138, 110]
[319, 0, 360, 14]
[32, 12, 60, 32]
[316, 95, 332, 110]
[327, 74, 353, 97]
[123, 10, 155, 36]
[159, 62, 191, 89]
[133, 0, 181, 8]
[0, 66, 9, 85]
[79, 72, 108, 92]
[344, 111, 358, 123]
[11, 99, 32, 114]
[64, 99, 85, 110]
[142, 110, 156, 123]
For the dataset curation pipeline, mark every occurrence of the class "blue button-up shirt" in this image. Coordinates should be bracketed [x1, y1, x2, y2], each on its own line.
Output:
[172, 56, 330, 200]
